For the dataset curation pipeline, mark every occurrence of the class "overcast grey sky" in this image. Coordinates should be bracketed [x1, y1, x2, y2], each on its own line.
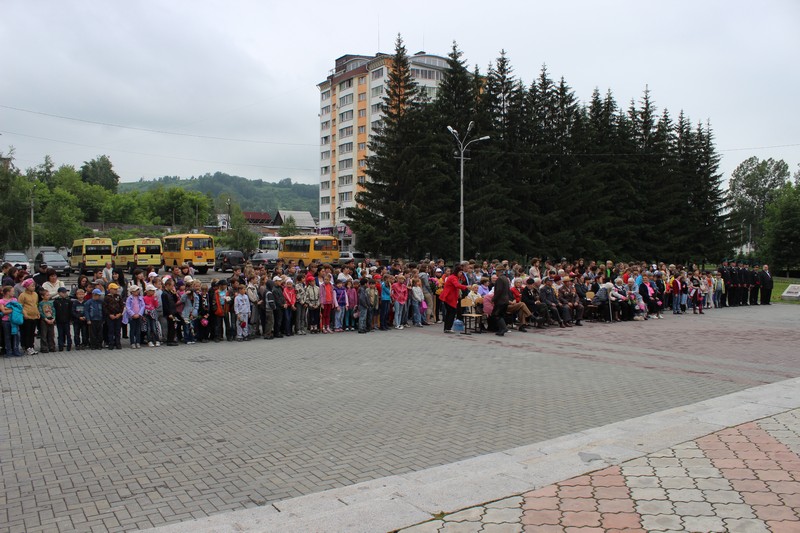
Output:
[2, 0, 798, 185]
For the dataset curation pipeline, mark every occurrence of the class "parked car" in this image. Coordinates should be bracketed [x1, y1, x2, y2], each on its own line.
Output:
[34, 251, 71, 276]
[336, 251, 366, 266]
[2, 251, 32, 272]
[214, 250, 245, 272]
[249, 251, 275, 268]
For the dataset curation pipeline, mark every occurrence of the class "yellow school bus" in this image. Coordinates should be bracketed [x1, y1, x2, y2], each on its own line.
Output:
[70, 238, 115, 274]
[278, 235, 338, 267]
[162, 233, 215, 274]
[115, 238, 163, 273]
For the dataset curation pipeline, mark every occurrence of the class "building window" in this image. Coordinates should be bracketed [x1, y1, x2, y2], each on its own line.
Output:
[339, 110, 353, 122]
[321, 120, 330, 131]
[358, 76, 366, 85]
[320, 211, 331, 220]
[358, 125, 367, 134]
[320, 150, 330, 160]
[358, 175, 366, 184]
[321, 166, 330, 175]
[371, 85, 384, 97]
[358, 159, 367, 168]
[420, 86, 438, 99]
[321, 136, 330, 145]
[339, 142, 353, 154]
[339, 125, 353, 138]
[339, 175, 353, 186]
[357, 109, 366, 118]
[371, 67, 383, 80]
[339, 93, 353, 106]
[321, 180, 330, 190]
[338, 191, 353, 202]
[321, 90, 331, 100]
[339, 158, 353, 170]
[358, 92, 366, 101]
[321, 196, 330, 205]
[339, 79, 353, 90]
[371, 120, 382, 132]
[358, 142, 366, 151]
[321, 105, 331, 115]
[410, 68, 443, 81]
[370, 103, 382, 114]
[338, 207, 347, 219]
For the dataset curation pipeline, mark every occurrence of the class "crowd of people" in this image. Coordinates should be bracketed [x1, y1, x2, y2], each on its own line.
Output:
[0, 256, 776, 356]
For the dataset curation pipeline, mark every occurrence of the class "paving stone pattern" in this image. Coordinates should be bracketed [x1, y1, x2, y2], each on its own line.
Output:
[2, 305, 799, 532]
[400, 408, 800, 532]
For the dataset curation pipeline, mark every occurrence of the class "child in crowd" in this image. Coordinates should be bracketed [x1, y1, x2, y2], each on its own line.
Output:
[197, 283, 210, 342]
[104, 283, 124, 350]
[345, 280, 358, 331]
[71, 288, 88, 350]
[38, 289, 56, 353]
[320, 274, 335, 334]
[357, 279, 370, 334]
[180, 283, 198, 344]
[333, 278, 347, 332]
[295, 276, 308, 335]
[0, 286, 22, 357]
[410, 278, 425, 327]
[143, 284, 161, 347]
[305, 277, 320, 333]
[54, 286, 73, 351]
[234, 284, 250, 341]
[124, 285, 145, 349]
[283, 278, 296, 337]
[84, 289, 104, 350]
[271, 277, 285, 338]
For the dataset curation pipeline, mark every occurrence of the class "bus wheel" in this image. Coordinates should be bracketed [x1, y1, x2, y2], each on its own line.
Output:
[198, 267, 208, 275]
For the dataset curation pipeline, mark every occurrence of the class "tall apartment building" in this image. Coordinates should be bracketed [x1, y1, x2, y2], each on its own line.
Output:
[317, 52, 448, 251]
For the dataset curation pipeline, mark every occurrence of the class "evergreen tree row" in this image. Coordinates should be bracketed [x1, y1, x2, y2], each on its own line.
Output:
[349, 36, 728, 264]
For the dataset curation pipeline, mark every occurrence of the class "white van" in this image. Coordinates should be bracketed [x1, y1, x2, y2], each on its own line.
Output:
[256, 236, 281, 267]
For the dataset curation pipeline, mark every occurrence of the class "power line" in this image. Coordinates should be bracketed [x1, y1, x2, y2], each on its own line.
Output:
[0, 104, 318, 147]
[0, 129, 318, 172]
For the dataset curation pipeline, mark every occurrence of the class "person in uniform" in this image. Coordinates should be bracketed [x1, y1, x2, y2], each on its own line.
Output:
[749, 264, 761, 305]
[728, 261, 739, 307]
[739, 263, 749, 306]
[719, 260, 730, 308]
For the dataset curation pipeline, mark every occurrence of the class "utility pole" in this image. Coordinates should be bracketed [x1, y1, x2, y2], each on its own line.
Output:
[30, 183, 36, 257]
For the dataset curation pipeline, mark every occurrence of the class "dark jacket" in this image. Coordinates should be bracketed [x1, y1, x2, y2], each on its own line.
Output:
[103, 293, 124, 318]
[760, 270, 774, 290]
[71, 298, 86, 322]
[53, 296, 73, 324]
[161, 290, 178, 318]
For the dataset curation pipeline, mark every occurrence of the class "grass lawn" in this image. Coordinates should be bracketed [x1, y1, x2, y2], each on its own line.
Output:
[773, 277, 800, 304]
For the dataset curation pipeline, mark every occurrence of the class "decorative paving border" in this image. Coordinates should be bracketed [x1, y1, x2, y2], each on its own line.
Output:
[145, 377, 800, 533]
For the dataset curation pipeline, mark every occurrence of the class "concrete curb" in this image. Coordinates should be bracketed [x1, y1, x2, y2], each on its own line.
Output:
[143, 377, 800, 533]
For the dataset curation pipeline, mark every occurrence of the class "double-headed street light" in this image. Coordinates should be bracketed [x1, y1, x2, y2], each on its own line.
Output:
[447, 121, 489, 263]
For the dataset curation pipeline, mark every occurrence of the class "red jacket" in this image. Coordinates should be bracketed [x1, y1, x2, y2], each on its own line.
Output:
[439, 274, 468, 308]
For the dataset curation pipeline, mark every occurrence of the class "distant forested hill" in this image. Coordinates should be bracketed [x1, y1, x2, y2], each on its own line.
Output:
[120, 172, 319, 217]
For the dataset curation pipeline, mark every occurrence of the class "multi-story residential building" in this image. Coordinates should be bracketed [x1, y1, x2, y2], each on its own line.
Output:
[317, 51, 448, 251]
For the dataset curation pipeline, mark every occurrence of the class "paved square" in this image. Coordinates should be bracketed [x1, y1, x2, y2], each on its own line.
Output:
[2, 305, 800, 532]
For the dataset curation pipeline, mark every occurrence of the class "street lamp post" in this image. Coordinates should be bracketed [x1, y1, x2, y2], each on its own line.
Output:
[226, 198, 232, 231]
[447, 122, 489, 263]
[30, 182, 36, 257]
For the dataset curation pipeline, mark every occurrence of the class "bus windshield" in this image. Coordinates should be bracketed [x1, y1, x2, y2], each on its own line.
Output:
[184, 238, 213, 250]
[137, 245, 162, 254]
[259, 239, 279, 250]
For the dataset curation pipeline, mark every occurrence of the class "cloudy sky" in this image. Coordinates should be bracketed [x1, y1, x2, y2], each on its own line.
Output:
[2, 0, 798, 186]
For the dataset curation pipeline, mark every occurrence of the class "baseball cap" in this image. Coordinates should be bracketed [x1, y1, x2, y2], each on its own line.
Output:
[107, 283, 119, 290]
[92, 288, 103, 295]
[57, 287, 68, 293]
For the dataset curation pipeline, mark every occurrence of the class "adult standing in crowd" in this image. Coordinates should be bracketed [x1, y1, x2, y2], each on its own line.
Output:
[439, 264, 468, 334]
[760, 264, 774, 304]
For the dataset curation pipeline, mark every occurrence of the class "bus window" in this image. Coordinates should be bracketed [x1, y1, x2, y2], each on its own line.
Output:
[86, 245, 113, 255]
[314, 239, 337, 251]
[138, 245, 162, 254]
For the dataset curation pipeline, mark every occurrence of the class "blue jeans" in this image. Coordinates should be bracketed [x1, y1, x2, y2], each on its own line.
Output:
[3, 321, 21, 356]
[57, 322, 72, 349]
[128, 317, 142, 346]
[379, 300, 391, 329]
[358, 305, 369, 331]
[393, 301, 404, 327]
[672, 294, 681, 313]
[334, 307, 345, 329]
[411, 300, 422, 325]
[183, 319, 195, 342]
